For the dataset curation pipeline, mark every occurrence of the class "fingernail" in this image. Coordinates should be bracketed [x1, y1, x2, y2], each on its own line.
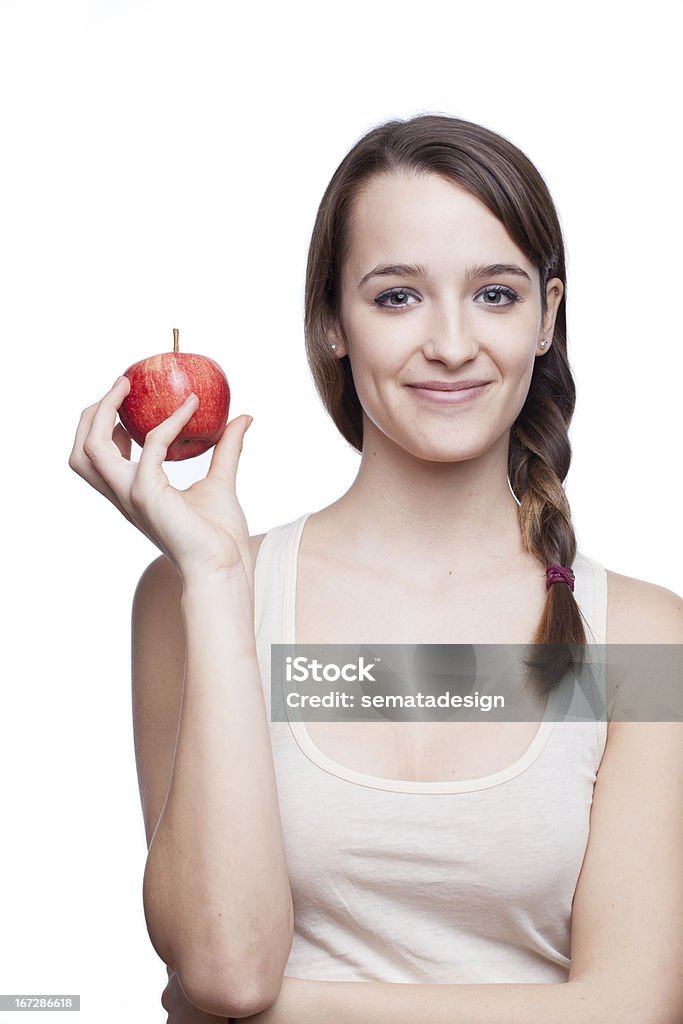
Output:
[114, 375, 127, 388]
[246, 416, 254, 430]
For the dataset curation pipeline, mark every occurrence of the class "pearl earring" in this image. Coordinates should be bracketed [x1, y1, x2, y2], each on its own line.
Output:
[539, 339, 548, 349]
[330, 344, 337, 350]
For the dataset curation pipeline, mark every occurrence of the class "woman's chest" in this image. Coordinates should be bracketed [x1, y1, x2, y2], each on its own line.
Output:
[275, 731, 596, 915]
[294, 556, 551, 783]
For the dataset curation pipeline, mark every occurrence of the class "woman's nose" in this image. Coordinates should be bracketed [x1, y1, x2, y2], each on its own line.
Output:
[420, 300, 479, 364]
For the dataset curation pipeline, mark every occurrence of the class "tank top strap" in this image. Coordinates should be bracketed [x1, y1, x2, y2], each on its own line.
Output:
[254, 514, 309, 646]
[573, 550, 608, 647]
[566, 550, 609, 758]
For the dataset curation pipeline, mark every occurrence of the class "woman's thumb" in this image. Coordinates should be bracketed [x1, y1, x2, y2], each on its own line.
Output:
[239, 414, 254, 450]
[208, 413, 253, 486]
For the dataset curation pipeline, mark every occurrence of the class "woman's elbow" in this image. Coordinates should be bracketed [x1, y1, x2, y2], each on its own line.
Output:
[179, 956, 288, 1018]
[173, 905, 293, 1017]
[175, 969, 272, 1019]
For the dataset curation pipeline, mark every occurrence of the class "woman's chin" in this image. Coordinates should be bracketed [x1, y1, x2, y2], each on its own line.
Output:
[399, 437, 488, 465]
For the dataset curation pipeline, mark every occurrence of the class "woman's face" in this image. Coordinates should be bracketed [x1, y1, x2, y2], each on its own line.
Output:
[329, 170, 564, 462]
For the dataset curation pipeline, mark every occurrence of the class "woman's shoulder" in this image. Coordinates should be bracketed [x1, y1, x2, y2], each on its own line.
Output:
[593, 569, 679, 753]
[604, 567, 683, 645]
[247, 512, 312, 570]
[602, 568, 682, 746]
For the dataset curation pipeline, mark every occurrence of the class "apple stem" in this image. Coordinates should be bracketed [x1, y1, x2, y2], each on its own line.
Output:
[173, 328, 179, 353]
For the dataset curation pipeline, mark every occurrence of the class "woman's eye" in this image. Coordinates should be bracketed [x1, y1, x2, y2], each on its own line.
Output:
[374, 285, 521, 311]
[373, 288, 420, 310]
[474, 285, 520, 307]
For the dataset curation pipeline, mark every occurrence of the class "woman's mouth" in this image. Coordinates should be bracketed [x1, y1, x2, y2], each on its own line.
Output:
[406, 382, 492, 404]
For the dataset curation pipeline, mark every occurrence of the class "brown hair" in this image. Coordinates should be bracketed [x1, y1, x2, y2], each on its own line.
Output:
[304, 113, 592, 696]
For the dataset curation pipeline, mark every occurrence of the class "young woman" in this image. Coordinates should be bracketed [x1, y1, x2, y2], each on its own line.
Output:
[69, 114, 683, 1023]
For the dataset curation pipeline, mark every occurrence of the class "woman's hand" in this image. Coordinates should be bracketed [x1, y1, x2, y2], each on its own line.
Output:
[68, 376, 255, 587]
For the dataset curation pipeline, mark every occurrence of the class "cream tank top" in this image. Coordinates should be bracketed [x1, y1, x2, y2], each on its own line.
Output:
[253, 512, 609, 984]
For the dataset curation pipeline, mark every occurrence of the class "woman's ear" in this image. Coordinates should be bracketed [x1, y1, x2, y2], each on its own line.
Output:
[539, 277, 564, 350]
[325, 321, 348, 359]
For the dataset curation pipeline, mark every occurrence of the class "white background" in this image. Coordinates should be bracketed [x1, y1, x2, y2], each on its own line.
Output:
[1, 1, 680, 1020]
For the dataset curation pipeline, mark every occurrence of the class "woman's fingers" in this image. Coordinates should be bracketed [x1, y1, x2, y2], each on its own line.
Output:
[206, 414, 253, 490]
[69, 386, 127, 502]
[70, 382, 247, 559]
[70, 378, 157, 536]
[79, 376, 136, 496]
[135, 392, 200, 484]
[69, 401, 148, 532]
[161, 969, 229, 1022]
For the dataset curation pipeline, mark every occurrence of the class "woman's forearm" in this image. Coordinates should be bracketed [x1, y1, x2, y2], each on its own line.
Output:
[296, 978, 589, 1024]
[142, 571, 292, 1016]
[248, 975, 631, 1024]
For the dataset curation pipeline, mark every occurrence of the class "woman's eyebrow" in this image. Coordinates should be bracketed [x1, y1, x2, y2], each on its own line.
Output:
[466, 262, 532, 283]
[357, 261, 532, 288]
[358, 262, 429, 288]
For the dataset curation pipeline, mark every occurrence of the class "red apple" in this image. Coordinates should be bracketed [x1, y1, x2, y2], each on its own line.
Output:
[118, 329, 230, 461]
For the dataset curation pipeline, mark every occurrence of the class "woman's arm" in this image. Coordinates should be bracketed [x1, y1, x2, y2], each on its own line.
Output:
[136, 553, 293, 1019]
[244, 584, 683, 1024]
[69, 386, 290, 1019]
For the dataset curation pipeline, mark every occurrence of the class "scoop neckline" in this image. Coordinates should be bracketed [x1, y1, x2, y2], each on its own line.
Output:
[283, 511, 564, 795]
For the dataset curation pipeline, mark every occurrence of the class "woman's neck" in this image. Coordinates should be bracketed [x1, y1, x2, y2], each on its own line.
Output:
[321, 426, 530, 580]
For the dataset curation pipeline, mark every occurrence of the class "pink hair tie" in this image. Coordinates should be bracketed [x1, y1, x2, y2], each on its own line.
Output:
[546, 565, 576, 592]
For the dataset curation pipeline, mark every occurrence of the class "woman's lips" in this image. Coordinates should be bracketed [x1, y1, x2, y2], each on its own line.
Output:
[407, 382, 492, 404]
